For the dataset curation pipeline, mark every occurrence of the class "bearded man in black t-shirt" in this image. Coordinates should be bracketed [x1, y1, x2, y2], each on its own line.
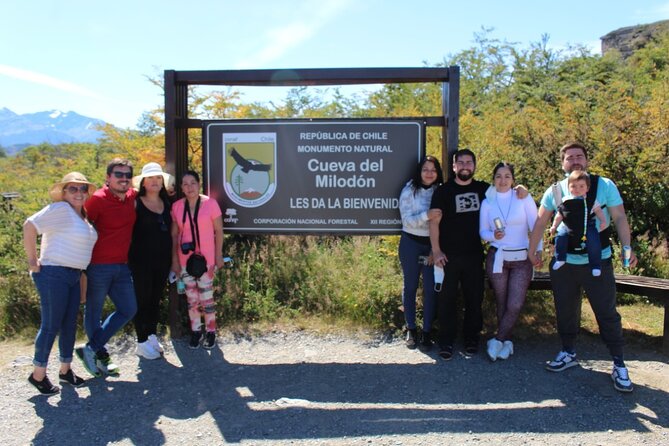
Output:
[429, 149, 489, 360]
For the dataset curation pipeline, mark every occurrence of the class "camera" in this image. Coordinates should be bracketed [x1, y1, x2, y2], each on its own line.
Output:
[181, 242, 195, 255]
[417, 255, 430, 266]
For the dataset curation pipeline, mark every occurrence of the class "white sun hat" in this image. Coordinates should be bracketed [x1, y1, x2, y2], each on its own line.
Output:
[132, 162, 174, 190]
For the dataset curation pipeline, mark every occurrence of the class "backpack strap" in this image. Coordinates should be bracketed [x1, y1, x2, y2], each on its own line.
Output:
[587, 174, 611, 250]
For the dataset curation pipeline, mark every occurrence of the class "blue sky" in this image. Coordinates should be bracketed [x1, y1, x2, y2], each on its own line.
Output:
[1, 0, 668, 129]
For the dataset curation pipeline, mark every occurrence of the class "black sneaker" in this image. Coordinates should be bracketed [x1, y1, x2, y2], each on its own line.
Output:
[405, 329, 417, 349]
[59, 369, 85, 387]
[189, 330, 202, 349]
[203, 332, 216, 349]
[419, 331, 433, 351]
[28, 374, 60, 395]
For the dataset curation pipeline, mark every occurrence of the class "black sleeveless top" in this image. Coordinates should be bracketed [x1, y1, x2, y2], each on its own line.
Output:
[128, 197, 173, 270]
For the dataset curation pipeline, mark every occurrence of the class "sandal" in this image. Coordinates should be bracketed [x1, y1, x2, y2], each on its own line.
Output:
[438, 345, 454, 361]
[59, 369, 86, 387]
[464, 342, 479, 356]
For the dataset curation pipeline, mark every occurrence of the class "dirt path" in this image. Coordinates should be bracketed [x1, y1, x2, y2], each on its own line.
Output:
[1, 331, 668, 445]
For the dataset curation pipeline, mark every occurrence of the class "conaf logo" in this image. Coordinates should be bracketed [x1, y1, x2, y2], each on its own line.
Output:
[224, 208, 239, 224]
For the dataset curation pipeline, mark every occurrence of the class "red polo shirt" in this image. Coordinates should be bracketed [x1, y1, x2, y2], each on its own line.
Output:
[85, 185, 137, 264]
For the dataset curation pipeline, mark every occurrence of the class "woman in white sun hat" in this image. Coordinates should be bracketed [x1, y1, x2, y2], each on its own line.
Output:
[24, 172, 98, 395]
[128, 162, 174, 360]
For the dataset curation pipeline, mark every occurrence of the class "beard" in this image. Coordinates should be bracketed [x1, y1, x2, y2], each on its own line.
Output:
[456, 169, 474, 182]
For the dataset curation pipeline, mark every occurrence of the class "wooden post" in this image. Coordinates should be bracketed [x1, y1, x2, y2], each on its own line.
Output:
[442, 66, 459, 179]
[664, 300, 669, 354]
[164, 70, 190, 337]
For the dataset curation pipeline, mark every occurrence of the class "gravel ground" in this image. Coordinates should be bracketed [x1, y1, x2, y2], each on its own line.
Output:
[1, 330, 668, 446]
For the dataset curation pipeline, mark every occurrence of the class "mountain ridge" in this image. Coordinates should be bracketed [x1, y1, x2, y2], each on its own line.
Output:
[0, 107, 106, 155]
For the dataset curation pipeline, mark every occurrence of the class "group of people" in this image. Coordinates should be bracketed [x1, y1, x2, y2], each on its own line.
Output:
[24, 143, 637, 396]
[24, 159, 225, 395]
[399, 143, 637, 393]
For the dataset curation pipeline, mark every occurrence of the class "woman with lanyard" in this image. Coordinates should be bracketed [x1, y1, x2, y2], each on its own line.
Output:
[479, 162, 541, 361]
[23, 172, 98, 394]
[171, 170, 225, 349]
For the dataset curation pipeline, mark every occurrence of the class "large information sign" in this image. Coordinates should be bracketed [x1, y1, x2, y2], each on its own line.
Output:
[204, 120, 423, 234]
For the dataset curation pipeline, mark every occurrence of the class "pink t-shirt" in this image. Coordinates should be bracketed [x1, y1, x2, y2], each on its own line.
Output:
[171, 195, 222, 267]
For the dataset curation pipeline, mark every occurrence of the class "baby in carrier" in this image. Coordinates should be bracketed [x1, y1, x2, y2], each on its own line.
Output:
[550, 170, 606, 276]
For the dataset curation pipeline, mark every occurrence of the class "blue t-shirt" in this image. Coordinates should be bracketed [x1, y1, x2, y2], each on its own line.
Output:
[541, 175, 623, 265]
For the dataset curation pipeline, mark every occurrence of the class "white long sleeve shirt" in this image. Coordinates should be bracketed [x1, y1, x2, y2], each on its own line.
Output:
[480, 189, 540, 251]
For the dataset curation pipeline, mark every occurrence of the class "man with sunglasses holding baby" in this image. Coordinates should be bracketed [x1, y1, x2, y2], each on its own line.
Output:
[75, 158, 138, 378]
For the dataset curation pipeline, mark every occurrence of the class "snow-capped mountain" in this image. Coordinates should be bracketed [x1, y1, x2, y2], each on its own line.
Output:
[0, 107, 106, 154]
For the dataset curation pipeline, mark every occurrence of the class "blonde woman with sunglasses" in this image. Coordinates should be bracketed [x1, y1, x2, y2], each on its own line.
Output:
[23, 172, 98, 395]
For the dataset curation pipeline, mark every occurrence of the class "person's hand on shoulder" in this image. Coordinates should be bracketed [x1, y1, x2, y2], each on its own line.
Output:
[513, 184, 529, 199]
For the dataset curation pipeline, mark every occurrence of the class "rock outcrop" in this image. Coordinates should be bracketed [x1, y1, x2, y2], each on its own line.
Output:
[601, 19, 669, 58]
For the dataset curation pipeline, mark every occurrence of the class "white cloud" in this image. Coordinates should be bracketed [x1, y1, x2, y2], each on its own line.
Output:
[0, 64, 103, 99]
[234, 0, 354, 69]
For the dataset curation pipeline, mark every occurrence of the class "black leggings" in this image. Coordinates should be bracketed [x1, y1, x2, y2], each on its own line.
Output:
[130, 266, 170, 342]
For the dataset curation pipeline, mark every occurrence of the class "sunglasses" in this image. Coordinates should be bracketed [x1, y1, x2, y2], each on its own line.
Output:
[112, 171, 133, 179]
[64, 185, 89, 194]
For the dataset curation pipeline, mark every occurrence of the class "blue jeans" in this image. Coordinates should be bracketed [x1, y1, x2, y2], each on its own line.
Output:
[398, 233, 436, 331]
[554, 221, 601, 271]
[32, 265, 82, 367]
[85, 263, 137, 352]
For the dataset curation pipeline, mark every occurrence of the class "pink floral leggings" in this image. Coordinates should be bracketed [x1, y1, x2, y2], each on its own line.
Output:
[181, 267, 216, 333]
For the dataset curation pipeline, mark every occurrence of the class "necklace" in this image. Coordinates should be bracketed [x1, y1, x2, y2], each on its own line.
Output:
[580, 198, 588, 248]
[495, 191, 513, 227]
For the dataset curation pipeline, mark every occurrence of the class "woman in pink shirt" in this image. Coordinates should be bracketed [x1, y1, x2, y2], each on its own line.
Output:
[171, 170, 224, 350]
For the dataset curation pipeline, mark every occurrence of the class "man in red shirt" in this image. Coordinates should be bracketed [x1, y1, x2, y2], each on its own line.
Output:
[76, 158, 138, 377]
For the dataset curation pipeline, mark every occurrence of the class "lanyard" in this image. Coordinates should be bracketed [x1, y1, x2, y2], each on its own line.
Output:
[181, 197, 201, 251]
[495, 191, 513, 227]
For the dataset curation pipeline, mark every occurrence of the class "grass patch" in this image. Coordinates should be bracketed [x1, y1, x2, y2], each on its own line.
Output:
[580, 299, 665, 348]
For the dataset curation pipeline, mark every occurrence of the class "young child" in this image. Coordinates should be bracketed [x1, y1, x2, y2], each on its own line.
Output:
[550, 171, 606, 276]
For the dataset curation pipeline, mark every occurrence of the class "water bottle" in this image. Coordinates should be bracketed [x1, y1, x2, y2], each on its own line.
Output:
[622, 245, 632, 268]
[177, 279, 186, 295]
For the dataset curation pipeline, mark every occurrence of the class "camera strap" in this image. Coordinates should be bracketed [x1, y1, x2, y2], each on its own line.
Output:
[181, 197, 201, 252]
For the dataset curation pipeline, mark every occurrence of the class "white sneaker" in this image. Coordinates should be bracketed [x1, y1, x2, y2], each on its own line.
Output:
[546, 350, 578, 372]
[552, 260, 565, 270]
[498, 340, 514, 360]
[136, 341, 161, 360]
[486, 338, 503, 362]
[148, 334, 164, 354]
[612, 365, 634, 392]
